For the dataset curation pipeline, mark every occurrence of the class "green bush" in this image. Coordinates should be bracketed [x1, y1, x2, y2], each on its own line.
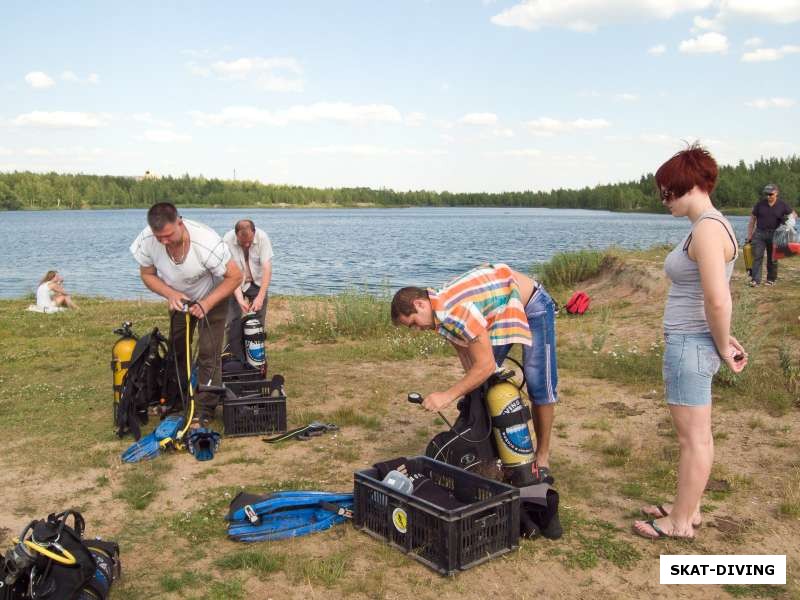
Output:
[534, 250, 613, 289]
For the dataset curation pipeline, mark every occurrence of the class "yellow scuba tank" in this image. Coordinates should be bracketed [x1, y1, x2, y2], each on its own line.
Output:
[743, 241, 753, 273]
[111, 322, 137, 426]
[485, 370, 537, 487]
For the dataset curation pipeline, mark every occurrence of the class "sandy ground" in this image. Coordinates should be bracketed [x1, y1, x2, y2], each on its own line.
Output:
[0, 256, 798, 599]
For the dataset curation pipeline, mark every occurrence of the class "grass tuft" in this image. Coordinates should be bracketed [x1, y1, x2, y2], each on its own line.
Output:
[534, 249, 615, 289]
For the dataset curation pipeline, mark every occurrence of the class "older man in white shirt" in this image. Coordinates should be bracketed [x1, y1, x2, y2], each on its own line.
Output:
[223, 219, 274, 366]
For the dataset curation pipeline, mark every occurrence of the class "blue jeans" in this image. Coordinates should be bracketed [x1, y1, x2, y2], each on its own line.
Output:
[663, 332, 720, 406]
[492, 286, 558, 405]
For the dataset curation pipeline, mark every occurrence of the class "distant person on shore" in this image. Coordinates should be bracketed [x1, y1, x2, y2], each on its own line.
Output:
[36, 270, 78, 310]
[130, 202, 241, 427]
[746, 184, 796, 286]
[223, 219, 273, 366]
[633, 144, 748, 540]
[391, 263, 558, 484]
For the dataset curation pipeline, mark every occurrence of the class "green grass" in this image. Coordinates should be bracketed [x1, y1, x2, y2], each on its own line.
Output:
[215, 549, 286, 578]
[289, 550, 352, 587]
[722, 584, 785, 598]
[533, 249, 615, 289]
[114, 461, 170, 510]
[159, 570, 197, 593]
[778, 468, 800, 519]
[555, 508, 642, 570]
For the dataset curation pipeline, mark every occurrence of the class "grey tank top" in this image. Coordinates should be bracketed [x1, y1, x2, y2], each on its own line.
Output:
[663, 210, 737, 333]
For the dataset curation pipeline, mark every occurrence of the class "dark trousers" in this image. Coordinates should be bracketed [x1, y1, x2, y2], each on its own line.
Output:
[751, 229, 777, 283]
[168, 300, 227, 421]
[225, 284, 269, 365]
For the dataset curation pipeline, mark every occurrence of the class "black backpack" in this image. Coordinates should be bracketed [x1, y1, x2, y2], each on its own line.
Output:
[0, 510, 120, 600]
[115, 328, 167, 440]
[424, 384, 496, 471]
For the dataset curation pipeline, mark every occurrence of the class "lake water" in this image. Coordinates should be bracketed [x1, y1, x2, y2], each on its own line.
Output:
[0, 207, 748, 299]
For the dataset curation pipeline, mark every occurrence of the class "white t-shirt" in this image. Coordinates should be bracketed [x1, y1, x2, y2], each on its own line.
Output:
[223, 227, 274, 292]
[36, 282, 55, 308]
[130, 219, 232, 301]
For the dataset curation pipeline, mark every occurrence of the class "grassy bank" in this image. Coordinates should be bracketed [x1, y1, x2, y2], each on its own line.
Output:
[0, 248, 798, 599]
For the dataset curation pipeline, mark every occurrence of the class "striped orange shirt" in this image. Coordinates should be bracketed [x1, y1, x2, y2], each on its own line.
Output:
[427, 263, 531, 347]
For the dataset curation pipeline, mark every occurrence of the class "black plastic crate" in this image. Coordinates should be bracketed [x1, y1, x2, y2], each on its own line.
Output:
[225, 379, 271, 398]
[222, 368, 264, 384]
[353, 456, 519, 575]
[223, 393, 286, 437]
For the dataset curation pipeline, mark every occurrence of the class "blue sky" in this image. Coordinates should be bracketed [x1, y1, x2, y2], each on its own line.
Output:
[1, 0, 798, 192]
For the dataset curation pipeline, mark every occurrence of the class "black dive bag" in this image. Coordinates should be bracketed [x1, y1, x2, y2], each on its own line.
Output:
[115, 328, 167, 440]
[424, 384, 496, 471]
[0, 510, 120, 600]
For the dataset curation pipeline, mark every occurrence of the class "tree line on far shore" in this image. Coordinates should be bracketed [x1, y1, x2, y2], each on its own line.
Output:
[1, 155, 798, 212]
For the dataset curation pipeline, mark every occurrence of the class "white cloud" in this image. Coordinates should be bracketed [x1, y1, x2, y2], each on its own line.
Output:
[741, 44, 800, 62]
[190, 103, 403, 128]
[24, 71, 55, 89]
[524, 117, 610, 136]
[492, 127, 515, 138]
[0, 147, 11, 156]
[487, 148, 542, 157]
[405, 112, 426, 127]
[190, 56, 304, 92]
[491, 0, 713, 32]
[691, 15, 720, 31]
[745, 97, 796, 108]
[187, 62, 212, 77]
[616, 93, 639, 102]
[648, 44, 667, 55]
[459, 112, 499, 126]
[11, 111, 109, 128]
[297, 145, 445, 157]
[744, 36, 763, 47]
[717, 0, 800, 24]
[132, 112, 174, 128]
[60, 71, 100, 84]
[137, 130, 192, 143]
[679, 32, 729, 54]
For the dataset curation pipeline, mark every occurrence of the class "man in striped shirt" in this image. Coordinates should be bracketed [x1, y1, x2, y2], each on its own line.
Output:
[391, 263, 558, 482]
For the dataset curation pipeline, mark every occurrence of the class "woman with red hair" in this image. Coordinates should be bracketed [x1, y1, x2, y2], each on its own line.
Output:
[633, 144, 748, 540]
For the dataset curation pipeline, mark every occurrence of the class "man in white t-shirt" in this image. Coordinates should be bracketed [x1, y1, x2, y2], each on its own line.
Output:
[223, 219, 273, 366]
[130, 202, 242, 426]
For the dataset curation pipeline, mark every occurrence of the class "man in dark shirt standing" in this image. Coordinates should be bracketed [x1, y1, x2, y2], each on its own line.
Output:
[747, 184, 795, 286]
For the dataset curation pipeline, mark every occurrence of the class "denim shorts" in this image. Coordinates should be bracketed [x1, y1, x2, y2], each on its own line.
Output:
[662, 332, 721, 406]
[493, 286, 558, 406]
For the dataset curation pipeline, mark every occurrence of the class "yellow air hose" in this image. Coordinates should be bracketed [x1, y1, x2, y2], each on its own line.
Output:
[175, 309, 195, 445]
[12, 538, 77, 566]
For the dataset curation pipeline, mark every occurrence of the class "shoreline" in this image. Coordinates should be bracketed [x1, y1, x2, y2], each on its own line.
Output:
[0, 204, 753, 216]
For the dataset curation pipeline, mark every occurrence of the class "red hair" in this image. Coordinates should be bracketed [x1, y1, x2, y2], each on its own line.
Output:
[655, 143, 718, 198]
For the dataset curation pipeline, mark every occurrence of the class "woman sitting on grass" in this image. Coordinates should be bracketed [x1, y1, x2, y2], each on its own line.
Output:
[36, 270, 78, 311]
[633, 144, 748, 540]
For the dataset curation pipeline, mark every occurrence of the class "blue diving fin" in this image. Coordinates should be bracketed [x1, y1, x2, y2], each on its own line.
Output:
[121, 431, 160, 463]
[155, 415, 185, 441]
[226, 491, 354, 542]
[121, 415, 185, 463]
[187, 428, 221, 461]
